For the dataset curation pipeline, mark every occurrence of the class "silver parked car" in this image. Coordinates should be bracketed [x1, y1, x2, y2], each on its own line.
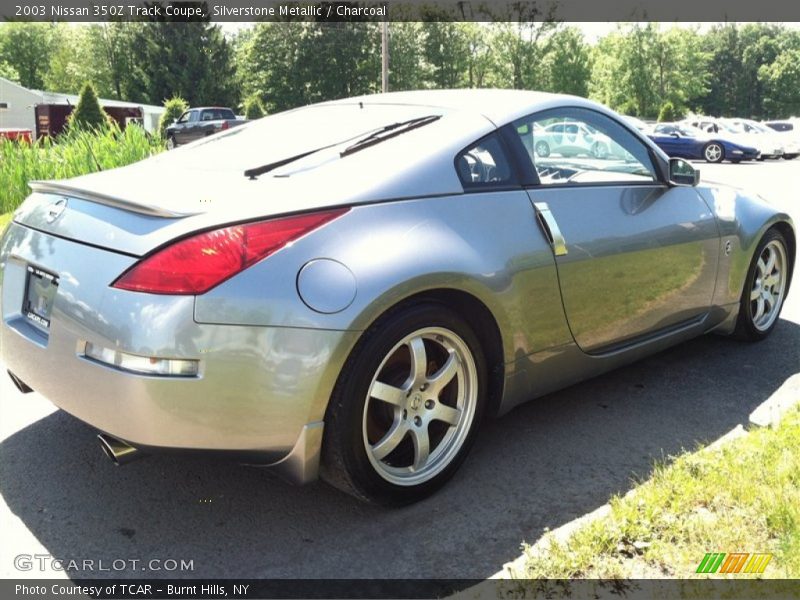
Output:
[0, 90, 794, 505]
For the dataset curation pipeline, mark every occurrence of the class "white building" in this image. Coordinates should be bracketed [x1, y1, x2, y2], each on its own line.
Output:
[0, 77, 166, 135]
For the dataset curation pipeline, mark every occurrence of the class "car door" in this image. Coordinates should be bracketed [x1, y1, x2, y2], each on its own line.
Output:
[173, 110, 194, 145]
[650, 125, 681, 156]
[507, 107, 720, 353]
[184, 109, 204, 142]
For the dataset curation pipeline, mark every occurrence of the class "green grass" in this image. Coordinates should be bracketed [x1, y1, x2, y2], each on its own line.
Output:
[0, 124, 164, 214]
[0, 212, 11, 232]
[515, 406, 800, 580]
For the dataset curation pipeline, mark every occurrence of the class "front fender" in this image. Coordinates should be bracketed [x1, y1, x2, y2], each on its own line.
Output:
[698, 184, 795, 313]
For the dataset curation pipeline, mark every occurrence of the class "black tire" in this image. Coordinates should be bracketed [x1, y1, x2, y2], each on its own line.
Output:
[783, 154, 798, 160]
[535, 140, 550, 158]
[166, 135, 176, 150]
[732, 229, 791, 341]
[703, 142, 724, 163]
[321, 302, 487, 505]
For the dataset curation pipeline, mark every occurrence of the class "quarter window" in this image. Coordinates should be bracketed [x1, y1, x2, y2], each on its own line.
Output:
[455, 132, 516, 190]
[513, 108, 658, 186]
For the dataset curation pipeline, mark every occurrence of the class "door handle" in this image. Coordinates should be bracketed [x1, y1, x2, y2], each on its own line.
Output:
[533, 202, 568, 256]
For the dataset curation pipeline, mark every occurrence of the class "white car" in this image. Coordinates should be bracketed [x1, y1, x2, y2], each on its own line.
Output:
[533, 121, 627, 159]
[763, 120, 800, 160]
[723, 119, 785, 160]
[687, 117, 777, 160]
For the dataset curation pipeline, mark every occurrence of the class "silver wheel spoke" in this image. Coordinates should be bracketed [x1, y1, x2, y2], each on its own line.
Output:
[764, 248, 777, 274]
[754, 297, 765, 322]
[370, 381, 406, 407]
[408, 337, 427, 386]
[764, 293, 775, 313]
[410, 427, 430, 471]
[427, 351, 459, 395]
[764, 273, 780, 287]
[372, 418, 407, 460]
[750, 287, 761, 301]
[431, 402, 461, 426]
[756, 257, 767, 278]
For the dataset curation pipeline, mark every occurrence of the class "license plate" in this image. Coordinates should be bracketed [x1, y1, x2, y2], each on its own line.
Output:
[23, 266, 59, 330]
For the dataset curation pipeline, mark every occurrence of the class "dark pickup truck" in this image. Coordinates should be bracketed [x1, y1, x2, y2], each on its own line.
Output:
[165, 107, 246, 148]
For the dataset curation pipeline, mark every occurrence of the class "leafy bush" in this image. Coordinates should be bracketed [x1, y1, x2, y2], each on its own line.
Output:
[244, 96, 266, 120]
[68, 82, 110, 131]
[657, 101, 686, 122]
[0, 124, 164, 214]
[158, 96, 189, 140]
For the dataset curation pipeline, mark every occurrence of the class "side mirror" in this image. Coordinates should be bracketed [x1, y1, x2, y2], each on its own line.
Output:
[670, 132, 680, 138]
[668, 157, 700, 187]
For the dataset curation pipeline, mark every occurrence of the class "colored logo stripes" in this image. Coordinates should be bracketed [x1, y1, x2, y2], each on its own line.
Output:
[696, 553, 772, 574]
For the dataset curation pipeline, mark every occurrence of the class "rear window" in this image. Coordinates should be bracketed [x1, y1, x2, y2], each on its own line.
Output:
[201, 108, 236, 121]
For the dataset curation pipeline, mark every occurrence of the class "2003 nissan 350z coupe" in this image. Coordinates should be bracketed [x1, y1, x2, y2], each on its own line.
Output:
[0, 90, 794, 504]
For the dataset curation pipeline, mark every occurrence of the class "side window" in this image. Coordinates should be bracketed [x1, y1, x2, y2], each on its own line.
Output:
[455, 132, 516, 190]
[513, 108, 657, 186]
[177, 111, 191, 124]
[188, 110, 200, 123]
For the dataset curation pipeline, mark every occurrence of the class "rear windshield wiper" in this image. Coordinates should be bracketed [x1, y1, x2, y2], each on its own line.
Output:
[339, 115, 441, 158]
[243, 115, 441, 179]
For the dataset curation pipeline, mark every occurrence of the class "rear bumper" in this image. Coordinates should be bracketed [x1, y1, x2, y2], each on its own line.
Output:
[0, 222, 357, 483]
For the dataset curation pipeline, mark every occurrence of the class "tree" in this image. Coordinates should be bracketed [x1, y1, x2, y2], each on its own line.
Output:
[0, 61, 19, 83]
[159, 96, 188, 139]
[759, 48, 800, 118]
[68, 83, 109, 130]
[243, 96, 265, 120]
[421, 22, 470, 88]
[387, 23, 425, 91]
[0, 23, 56, 89]
[124, 20, 238, 107]
[540, 27, 592, 96]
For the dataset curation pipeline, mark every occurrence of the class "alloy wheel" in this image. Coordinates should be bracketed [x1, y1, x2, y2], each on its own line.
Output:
[362, 327, 478, 486]
[704, 143, 723, 162]
[749, 240, 788, 332]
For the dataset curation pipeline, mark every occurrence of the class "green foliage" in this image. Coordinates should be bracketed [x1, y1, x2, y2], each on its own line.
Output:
[517, 406, 800, 579]
[657, 101, 685, 122]
[159, 96, 189, 140]
[68, 82, 110, 131]
[0, 23, 57, 89]
[589, 24, 709, 119]
[121, 22, 238, 107]
[243, 96, 265, 120]
[0, 124, 164, 214]
[0, 61, 19, 82]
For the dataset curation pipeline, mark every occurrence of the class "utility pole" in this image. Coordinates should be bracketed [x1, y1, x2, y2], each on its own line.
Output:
[381, 21, 389, 93]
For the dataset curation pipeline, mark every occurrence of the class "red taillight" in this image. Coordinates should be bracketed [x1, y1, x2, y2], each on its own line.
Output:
[112, 208, 349, 295]
[220, 121, 230, 131]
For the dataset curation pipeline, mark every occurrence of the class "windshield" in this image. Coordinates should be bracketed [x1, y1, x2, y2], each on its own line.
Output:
[718, 121, 744, 134]
[677, 124, 704, 136]
[154, 103, 448, 171]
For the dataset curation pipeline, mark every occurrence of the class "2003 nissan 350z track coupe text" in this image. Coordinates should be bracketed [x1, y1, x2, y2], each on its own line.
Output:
[0, 90, 794, 504]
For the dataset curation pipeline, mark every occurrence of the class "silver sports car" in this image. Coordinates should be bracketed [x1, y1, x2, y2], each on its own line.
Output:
[0, 90, 794, 505]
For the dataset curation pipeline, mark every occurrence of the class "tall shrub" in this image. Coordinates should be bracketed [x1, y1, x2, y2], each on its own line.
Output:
[158, 96, 189, 140]
[244, 96, 265, 120]
[68, 82, 109, 130]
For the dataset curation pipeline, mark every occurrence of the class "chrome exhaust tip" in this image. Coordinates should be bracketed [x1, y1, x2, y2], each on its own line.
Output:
[97, 434, 140, 465]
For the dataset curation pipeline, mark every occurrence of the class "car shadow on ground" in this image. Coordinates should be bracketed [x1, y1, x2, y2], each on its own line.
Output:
[1, 320, 799, 580]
